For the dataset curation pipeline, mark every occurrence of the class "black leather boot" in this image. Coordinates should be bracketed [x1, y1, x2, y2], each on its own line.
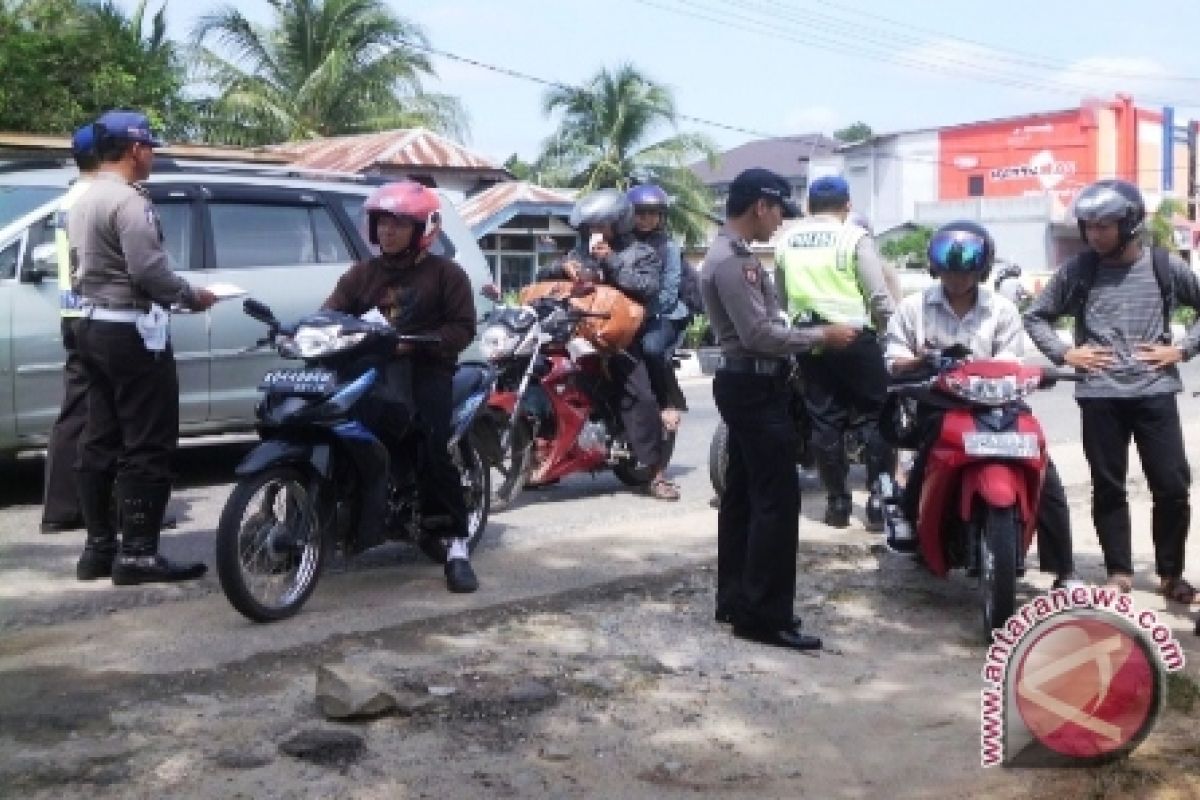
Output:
[816, 449, 851, 528]
[76, 470, 118, 581]
[111, 481, 207, 586]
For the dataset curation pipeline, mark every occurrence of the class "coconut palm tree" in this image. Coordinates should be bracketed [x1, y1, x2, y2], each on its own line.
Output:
[190, 0, 466, 146]
[539, 64, 717, 246]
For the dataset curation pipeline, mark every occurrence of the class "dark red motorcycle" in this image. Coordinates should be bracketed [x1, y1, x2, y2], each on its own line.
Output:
[469, 289, 675, 510]
[880, 348, 1080, 639]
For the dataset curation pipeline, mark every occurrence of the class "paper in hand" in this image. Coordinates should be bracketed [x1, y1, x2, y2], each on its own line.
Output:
[360, 307, 389, 326]
[204, 283, 249, 301]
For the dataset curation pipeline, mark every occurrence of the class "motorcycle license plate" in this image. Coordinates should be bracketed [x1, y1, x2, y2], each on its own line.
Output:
[259, 368, 336, 395]
[963, 432, 1038, 459]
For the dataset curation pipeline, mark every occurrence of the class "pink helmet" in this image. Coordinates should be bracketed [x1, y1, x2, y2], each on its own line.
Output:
[363, 181, 442, 252]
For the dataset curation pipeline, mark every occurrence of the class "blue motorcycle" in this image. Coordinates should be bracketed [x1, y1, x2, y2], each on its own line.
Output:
[215, 299, 494, 622]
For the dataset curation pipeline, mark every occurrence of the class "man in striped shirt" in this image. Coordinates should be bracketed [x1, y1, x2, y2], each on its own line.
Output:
[885, 221, 1079, 587]
[1025, 180, 1200, 604]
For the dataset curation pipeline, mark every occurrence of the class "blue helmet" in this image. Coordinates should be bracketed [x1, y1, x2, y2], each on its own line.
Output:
[627, 183, 670, 210]
[927, 221, 995, 280]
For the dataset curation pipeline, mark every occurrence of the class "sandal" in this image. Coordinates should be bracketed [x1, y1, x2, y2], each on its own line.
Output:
[1105, 573, 1133, 594]
[647, 478, 681, 501]
[1159, 576, 1198, 604]
[660, 407, 682, 433]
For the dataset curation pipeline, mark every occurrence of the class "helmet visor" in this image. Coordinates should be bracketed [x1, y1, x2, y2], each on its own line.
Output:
[1072, 185, 1131, 222]
[928, 229, 989, 272]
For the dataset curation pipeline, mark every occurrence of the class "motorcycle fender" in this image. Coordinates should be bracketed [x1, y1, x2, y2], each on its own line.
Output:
[959, 462, 1024, 521]
[234, 439, 332, 479]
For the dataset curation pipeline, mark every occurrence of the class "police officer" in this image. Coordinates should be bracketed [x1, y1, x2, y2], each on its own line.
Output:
[775, 176, 896, 530]
[701, 168, 858, 651]
[69, 110, 216, 584]
[40, 124, 99, 533]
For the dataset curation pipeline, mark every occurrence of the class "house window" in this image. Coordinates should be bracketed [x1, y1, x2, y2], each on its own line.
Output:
[968, 176, 985, 197]
[500, 254, 535, 293]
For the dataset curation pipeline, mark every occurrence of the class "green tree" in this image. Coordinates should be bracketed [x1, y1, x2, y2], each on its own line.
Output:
[1148, 198, 1187, 251]
[0, 0, 188, 136]
[503, 153, 535, 181]
[833, 121, 873, 143]
[539, 64, 717, 246]
[190, 0, 467, 146]
[879, 225, 934, 267]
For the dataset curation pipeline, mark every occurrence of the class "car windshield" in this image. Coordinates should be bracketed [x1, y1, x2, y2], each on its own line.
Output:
[0, 185, 60, 229]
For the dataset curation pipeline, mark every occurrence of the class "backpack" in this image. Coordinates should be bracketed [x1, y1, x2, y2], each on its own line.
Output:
[678, 257, 705, 315]
[1068, 246, 1174, 346]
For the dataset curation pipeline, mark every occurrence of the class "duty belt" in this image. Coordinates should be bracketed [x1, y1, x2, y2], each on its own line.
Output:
[717, 355, 789, 377]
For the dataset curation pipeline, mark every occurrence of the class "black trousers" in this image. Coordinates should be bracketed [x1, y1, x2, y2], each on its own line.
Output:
[607, 345, 664, 469]
[1078, 395, 1191, 579]
[42, 317, 87, 523]
[640, 316, 687, 411]
[901, 410, 1075, 575]
[75, 319, 178, 485]
[797, 331, 893, 495]
[713, 369, 800, 630]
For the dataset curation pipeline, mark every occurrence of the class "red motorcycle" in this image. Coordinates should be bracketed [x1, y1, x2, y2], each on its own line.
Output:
[470, 288, 675, 510]
[880, 347, 1079, 639]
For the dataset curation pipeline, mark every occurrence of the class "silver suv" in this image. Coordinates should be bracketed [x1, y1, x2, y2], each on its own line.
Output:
[0, 159, 494, 456]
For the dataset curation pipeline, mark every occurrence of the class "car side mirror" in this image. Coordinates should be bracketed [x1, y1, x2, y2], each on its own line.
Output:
[242, 298, 278, 328]
[22, 243, 57, 284]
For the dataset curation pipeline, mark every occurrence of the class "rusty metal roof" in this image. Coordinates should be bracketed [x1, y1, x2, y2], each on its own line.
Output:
[276, 128, 503, 174]
[458, 181, 577, 236]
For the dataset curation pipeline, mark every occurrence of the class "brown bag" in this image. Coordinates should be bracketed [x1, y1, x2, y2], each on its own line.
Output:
[518, 280, 645, 351]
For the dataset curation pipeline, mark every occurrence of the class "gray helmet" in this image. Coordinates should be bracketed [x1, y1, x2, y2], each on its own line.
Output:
[1071, 180, 1146, 249]
[569, 189, 634, 235]
[847, 210, 873, 235]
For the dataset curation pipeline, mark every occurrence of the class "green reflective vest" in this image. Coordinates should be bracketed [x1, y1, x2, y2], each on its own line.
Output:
[774, 217, 868, 326]
[55, 178, 93, 319]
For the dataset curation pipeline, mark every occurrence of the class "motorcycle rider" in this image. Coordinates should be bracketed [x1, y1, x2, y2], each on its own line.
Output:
[884, 221, 1080, 589]
[774, 176, 896, 530]
[1025, 179, 1200, 602]
[536, 189, 677, 500]
[993, 262, 1029, 307]
[627, 183, 689, 432]
[322, 181, 480, 593]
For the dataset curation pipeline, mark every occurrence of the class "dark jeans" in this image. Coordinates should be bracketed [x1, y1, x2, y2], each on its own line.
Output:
[42, 317, 87, 523]
[76, 319, 178, 485]
[901, 407, 1075, 575]
[640, 316, 687, 411]
[1079, 395, 1191, 579]
[714, 369, 800, 630]
[607, 345, 664, 469]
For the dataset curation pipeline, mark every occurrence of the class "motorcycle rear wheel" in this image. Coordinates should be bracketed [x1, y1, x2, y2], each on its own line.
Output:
[979, 504, 1019, 641]
[216, 466, 326, 623]
[708, 420, 730, 497]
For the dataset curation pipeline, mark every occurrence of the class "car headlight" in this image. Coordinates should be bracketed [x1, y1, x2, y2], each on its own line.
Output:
[480, 324, 521, 361]
[278, 325, 367, 359]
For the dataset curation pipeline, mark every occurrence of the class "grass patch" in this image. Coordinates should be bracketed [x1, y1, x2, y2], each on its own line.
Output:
[1167, 671, 1200, 715]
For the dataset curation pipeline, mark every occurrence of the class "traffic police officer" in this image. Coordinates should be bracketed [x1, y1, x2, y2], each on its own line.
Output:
[40, 124, 99, 533]
[69, 110, 216, 584]
[775, 175, 895, 530]
[701, 168, 858, 651]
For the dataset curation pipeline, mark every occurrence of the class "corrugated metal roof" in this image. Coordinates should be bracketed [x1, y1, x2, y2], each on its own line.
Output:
[0, 132, 289, 163]
[689, 134, 840, 185]
[276, 128, 502, 173]
[458, 181, 577, 236]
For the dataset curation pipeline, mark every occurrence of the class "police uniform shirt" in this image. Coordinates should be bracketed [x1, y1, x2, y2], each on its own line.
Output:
[66, 172, 193, 310]
[700, 225, 823, 358]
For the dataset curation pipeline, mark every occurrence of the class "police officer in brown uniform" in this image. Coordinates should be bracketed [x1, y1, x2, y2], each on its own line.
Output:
[701, 169, 858, 651]
[69, 110, 216, 584]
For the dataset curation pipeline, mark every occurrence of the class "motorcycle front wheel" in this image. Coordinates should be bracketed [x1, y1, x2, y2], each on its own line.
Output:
[417, 437, 492, 563]
[215, 466, 326, 623]
[979, 504, 1019, 641]
[613, 430, 678, 486]
[484, 417, 533, 512]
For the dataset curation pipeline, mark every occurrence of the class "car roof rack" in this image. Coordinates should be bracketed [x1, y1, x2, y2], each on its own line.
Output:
[151, 158, 390, 186]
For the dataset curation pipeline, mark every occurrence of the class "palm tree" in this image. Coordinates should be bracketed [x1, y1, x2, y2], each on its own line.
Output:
[190, 0, 466, 146]
[1148, 198, 1187, 251]
[539, 64, 717, 246]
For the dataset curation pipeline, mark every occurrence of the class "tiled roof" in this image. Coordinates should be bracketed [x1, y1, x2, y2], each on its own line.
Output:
[458, 181, 577, 236]
[275, 128, 504, 174]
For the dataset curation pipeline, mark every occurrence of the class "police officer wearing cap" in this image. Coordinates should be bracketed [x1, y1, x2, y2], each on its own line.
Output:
[775, 175, 896, 530]
[39, 124, 100, 533]
[701, 168, 858, 651]
[68, 110, 217, 584]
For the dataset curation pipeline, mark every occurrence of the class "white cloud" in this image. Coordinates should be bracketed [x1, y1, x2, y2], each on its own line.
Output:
[1049, 57, 1181, 107]
[782, 105, 840, 135]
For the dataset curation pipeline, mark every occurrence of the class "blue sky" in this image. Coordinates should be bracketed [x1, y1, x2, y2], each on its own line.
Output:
[125, 0, 1200, 163]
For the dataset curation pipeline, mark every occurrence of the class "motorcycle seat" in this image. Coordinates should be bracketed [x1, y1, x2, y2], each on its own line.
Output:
[451, 363, 494, 408]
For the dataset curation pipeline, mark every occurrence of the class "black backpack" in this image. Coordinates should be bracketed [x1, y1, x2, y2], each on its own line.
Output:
[1068, 246, 1174, 346]
[678, 256, 705, 315]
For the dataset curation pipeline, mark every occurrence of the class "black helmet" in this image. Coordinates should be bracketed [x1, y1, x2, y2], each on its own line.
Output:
[927, 221, 995, 280]
[1071, 180, 1146, 251]
[569, 189, 635, 235]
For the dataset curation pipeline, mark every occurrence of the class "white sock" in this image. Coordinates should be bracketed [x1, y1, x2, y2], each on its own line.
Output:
[447, 538, 469, 561]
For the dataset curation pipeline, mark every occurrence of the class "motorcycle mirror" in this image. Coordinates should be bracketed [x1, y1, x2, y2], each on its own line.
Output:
[242, 298, 278, 327]
[480, 283, 501, 302]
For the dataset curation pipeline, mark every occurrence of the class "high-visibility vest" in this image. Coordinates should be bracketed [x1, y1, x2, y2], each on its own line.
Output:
[774, 217, 868, 326]
[55, 178, 93, 318]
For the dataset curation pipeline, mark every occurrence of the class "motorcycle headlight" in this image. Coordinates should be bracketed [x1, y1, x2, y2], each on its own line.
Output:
[944, 375, 1032, 405]
[480, 324, 521, 361]
[278, 325, 367, 359]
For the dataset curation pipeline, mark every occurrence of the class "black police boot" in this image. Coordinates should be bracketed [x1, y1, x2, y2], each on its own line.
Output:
[76, 470, 118, 581]
[111, 481, 207, 586]
[816, 451, 851, 528]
